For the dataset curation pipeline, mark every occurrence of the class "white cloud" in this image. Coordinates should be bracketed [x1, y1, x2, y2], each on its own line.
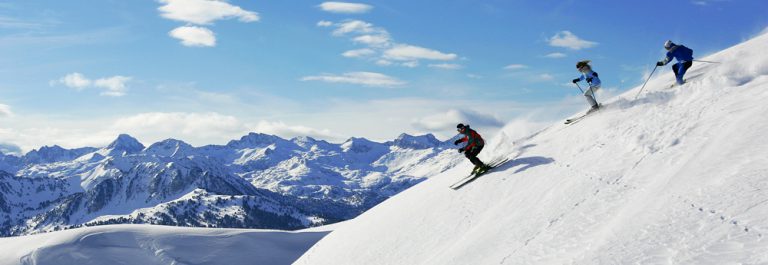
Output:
[318, 2, 373, 14]
[320, 20, 460, 68]
[317, 20, 333, 27]
[466, 74, 483, 79]
[0, 142, 22, 155]
[111, 112, 245, 140]
[548, 31, 597, 50]
[301, 72, 406, 87]
[535, 73, 555, 81]
[158, 0, 259, 25]
[169, 26, 216, 47]
[53, 73, 132, 97]
[158, 0, 257, 47]
[428, 63, 462, 70]
[691, 0, 730, 5]
[0, 103, 12, 117]
[58, 72, 91, 90]
[1, 91, 584, 152]
[383, 44, 457, 61]
[332, 20, 377, 36]
[412, 109, 505, 131]
[253, 121, 342, 141]
[342, 48, 375, 58]
[94, 76, 132, 97]
[504, 64, 528, 70]
[544, 52, 567, 58]
[0, 111, 345, 151]
[0, 16, 54, 30]
[352, 34, 391, 47]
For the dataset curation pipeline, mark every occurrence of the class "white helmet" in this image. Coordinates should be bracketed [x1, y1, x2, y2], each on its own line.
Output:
[664, 40, 675, 49]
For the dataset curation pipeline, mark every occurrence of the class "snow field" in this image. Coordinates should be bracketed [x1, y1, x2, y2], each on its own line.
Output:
[0, 224, 329, 265]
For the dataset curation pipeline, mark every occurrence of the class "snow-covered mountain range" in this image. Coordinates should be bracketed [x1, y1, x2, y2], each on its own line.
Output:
[0, 132, 463, 236]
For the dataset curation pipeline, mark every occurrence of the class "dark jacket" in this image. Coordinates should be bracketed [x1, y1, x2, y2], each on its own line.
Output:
[457, 128, 484, 150]
[663, 45, 694, 64]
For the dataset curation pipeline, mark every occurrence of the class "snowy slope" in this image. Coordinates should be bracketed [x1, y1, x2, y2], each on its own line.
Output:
[0, 224, 329, 265]
[296, 33, 768, 264]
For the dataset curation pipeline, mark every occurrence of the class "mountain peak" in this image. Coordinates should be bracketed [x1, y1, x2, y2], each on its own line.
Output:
[145, 139, 194, 157]
[105, 134, 145, 156]
[390, 133, 442, 149]
[23, 145, 96, 164]
[341, 137, 383, 153]
[227, 132, 283, 148]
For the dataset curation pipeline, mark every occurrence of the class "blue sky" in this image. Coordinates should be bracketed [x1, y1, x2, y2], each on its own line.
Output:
[0, 0, 766, 153]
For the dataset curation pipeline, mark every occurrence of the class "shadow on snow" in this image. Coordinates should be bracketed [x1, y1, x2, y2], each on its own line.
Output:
[454, 156, 554, 190]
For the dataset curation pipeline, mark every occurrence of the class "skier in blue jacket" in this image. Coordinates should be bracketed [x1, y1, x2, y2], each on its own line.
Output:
[657, 40, 694, 85]
[572, 60, 601, 113]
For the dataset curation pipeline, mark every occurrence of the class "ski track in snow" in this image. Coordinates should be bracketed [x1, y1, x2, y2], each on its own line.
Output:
[296, 33, 768, 265]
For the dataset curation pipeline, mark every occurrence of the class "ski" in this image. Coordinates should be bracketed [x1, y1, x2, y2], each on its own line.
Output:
[564, 114, 589, 124]
[450, 157, 512, 190]
[565, 105, 602, 125]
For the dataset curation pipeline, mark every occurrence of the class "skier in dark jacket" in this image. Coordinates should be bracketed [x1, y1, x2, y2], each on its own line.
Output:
[453, 123, 489, 174]
[657, 40, 694, 85]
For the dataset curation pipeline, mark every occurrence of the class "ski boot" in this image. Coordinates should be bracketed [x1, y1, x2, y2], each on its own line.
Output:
[586, 104, 600, 114]
[475, 164, 492, 175]
[471, 164, 482, 174]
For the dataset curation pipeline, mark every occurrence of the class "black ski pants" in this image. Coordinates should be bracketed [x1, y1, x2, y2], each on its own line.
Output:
[465, 145, 485, 166]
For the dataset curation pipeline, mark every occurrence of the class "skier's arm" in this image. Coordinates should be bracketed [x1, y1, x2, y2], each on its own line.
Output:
[572, 75, 585, 83]
[453, 136, 468, 145]
[658, 52, 673, 66]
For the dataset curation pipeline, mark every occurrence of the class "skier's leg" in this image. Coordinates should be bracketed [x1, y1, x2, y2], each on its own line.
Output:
[465, 148, 480, 166]
[472, 145, 491, 172]
[466, 146, 484, 166]
[473, 145, 484, 165]
[584, 95, 597, 108]
[583, 88, 598, 108]
[673, 63, 685, 84]
[672, 63, 680, 78]
[678, 61, 692, 83]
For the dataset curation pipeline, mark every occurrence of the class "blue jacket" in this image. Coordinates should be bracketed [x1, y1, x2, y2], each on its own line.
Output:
[576, 70, 601, 87]
[662, 45, 694, 64]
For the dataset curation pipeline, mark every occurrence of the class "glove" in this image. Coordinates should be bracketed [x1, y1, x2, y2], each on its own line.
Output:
[453, 139, 462, 145]
[586, 77, 593, 83]
[656, 61, 664, 66]
[458, 148, 465, 154]
[572, 78, 580, 83]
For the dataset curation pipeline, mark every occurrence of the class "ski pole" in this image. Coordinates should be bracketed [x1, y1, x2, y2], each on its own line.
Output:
[634, 65, 658, 100]
[693, 59, 721, 64]
[574, 83, 584, 93]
